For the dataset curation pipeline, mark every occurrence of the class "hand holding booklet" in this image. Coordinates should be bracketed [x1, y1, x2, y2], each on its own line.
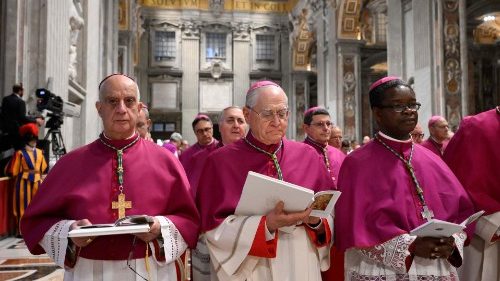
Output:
[234, 171, 341, 219]
[68, 215, 153, 237]
[410, 210, 485, 237]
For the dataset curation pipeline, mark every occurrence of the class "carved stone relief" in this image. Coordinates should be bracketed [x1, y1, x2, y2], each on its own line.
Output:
[442, 0, 462, 130]
[181, 21, 201, 39]
[232, 22, 250, 41]
[209, 0, 224, 17]
[343, 56, 356, 140]
[69, 0, 84, 81]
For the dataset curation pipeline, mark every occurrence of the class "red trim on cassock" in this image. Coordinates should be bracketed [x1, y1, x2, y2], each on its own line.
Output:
[64, 247, 79, 269]
[305, 219, 332, 247]
[152, 239, 166, 262]
[492, 234, 500, 243]
[248, 216, 278, 258]
[405, 241, 416, 272]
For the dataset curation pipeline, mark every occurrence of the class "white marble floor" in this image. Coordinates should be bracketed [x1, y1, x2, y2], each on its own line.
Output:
[0, 237, 63, 281]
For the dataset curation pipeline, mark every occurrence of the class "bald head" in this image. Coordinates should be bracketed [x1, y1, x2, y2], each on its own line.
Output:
[96, 74, 142, 140]
[99, 74, 140, 101]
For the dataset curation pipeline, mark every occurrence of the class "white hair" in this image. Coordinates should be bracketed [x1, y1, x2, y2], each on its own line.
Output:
[245, 85, 288, 108]
[218, 106, 242, 122]
[141, 106, 149, 119]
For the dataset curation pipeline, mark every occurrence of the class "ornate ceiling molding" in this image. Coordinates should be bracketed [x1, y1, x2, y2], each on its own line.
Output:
[338, 0, 362, 39]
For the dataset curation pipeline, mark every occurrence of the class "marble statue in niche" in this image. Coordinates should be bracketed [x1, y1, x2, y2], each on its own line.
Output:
[69, 0, 84, 80]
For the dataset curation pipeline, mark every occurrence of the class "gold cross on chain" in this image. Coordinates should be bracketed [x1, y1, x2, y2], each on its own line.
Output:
[112, 193, 132, 219]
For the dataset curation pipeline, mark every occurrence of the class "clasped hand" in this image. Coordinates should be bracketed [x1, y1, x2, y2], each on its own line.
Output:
[413, 236, 455, 259]
[69, 217, 161, 247]
[266, 201, 321, 233]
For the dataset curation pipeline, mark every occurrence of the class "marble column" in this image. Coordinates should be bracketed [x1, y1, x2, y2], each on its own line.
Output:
[386, 0, 405, 77]
[442, 0, 465, 131]
[232, 23, 250, 106]
[337, 39, 362, 142]
[0, 0, 20, 96]
[325, 1, 340, 127]
[411, 0, 436, 136]
[181, 21, 200, 144]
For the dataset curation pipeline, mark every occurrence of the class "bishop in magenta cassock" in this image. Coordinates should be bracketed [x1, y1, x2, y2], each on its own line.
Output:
[196, 81, 335, 281]
[444, 107, 500, 281]
[335, 77, 475, 281]
[20, 74, 199, 281]
[302, 106, 345, 281]
[420, 115, 449, 157]
[191, 106, 247, 281]
[302, 106, 345, 186]
[179, 114, 219, 197]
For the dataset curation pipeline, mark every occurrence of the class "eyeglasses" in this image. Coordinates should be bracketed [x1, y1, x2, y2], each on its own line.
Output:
[310, 121, 333, 128]
[249, 107, 289, 121]
[433, 125, 449, 129]
[195, 127, 213, 135]
[379, 102, 421, 113]
[127, 237, 149, 281]
[411, 133, 424, 138]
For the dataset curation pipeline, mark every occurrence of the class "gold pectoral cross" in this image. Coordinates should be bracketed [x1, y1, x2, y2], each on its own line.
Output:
[112, 193, 132, 219]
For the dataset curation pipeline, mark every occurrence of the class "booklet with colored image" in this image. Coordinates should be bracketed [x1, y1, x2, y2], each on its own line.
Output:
[410, 210, 485, 237]
[68, 215, 153, 237]
[235, 171, 341, 219]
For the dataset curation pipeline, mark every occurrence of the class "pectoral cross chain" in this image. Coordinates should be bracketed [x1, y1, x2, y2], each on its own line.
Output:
[99, 135, 140, 219]
[375, 134, 435, 222]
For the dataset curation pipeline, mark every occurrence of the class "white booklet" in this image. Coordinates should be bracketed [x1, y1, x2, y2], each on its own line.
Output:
[234, 171, 341, 219]
[410, 210, 485, 237]
[68, 215, 153, 237]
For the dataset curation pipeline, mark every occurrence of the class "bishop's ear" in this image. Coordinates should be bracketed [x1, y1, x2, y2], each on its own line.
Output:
[95, 101, 101, 116]
[243, 106, 251, 123]
[372, 107, 383, 124]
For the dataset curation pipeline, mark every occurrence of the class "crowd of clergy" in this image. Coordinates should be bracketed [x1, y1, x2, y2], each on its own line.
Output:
[16, 73, 499, 281]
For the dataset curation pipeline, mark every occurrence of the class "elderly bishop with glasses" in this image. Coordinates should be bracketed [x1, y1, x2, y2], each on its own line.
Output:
[335, 76, 475, 280]
[21, 74, 199, 281]
[196, 81, 335, 281]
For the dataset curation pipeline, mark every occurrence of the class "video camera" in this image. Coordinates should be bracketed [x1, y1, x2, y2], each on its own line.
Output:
[36, 88, 63, 116]
[35, 88, 81, 129]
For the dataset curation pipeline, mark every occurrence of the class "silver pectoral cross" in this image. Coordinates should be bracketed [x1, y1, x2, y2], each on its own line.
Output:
[421, 205, 434, 221]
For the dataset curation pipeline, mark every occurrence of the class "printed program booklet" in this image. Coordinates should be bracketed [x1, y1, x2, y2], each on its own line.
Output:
[410, 210, 485, 237]
[68, 215, 153, 237]
[235, 171, 341, 219]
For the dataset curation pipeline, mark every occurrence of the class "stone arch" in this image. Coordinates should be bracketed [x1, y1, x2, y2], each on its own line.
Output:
[337, 0, 363, 39]
[291, 9, 316, 71]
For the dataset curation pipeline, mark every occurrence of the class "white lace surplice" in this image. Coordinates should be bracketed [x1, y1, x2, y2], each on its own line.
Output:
[345, 232, 466, 281]
[206, 215, 333, 281]
[40, 216, 186, 281]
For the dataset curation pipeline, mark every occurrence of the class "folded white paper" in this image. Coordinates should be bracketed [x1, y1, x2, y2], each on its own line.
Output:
[410, 210, 485, 237]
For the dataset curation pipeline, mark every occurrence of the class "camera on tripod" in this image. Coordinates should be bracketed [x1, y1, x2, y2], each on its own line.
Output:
[35, 88, 81, 160]
[36, 88, 81, 129]
[36, 88, 63, 130]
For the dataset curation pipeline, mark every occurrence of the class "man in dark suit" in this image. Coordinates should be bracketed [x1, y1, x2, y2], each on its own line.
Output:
[1, 83, 38, 149]
[0, 83, 43, 174]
